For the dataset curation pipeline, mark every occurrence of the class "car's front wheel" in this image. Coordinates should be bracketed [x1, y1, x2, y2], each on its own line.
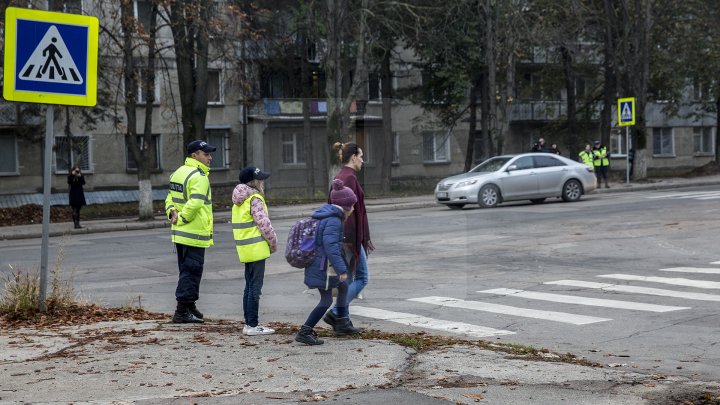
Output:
[561, 179, 583, 202]
[478, 184, 500, 208]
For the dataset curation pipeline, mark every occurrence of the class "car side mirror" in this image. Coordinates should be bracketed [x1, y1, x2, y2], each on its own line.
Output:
[506, 164, 518, 172]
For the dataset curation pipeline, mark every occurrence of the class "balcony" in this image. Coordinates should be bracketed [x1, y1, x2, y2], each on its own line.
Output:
[248, 98, 366, 118]
[510, 101, 601, 122]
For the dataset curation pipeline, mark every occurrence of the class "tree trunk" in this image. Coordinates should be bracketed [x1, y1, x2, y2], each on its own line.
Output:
[634, 148, 647, 179]
[325, 0, 345, 148]
[465, 79, 479, 172]
[561, 45, 578, 157]
[120, 0, 158, 220]
[480, 73, 490, 160]
[168, 0, 209, 145]
[485, 0, 497, 157]
[138, 179, 154, 219]
[600, 0, 617, 148]
[716, 97, 720, 163]
[380, 50, 393, 193]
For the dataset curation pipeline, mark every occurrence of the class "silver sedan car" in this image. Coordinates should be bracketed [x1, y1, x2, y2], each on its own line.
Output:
[435, 153, 597, 209]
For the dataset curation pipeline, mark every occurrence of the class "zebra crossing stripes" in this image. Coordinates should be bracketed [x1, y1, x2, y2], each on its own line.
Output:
[660, 267, 720, 274]
[350, 306, 515, 338]
[644, 191, 720, 200]
[407, 296, 610, 325]
[478, 288, 690, 312]
[545, 280, 720, 302]
[597, 274, 720, 289]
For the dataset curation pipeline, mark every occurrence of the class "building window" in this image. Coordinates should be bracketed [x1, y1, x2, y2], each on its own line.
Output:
[392, 132, 400, 164]
[136, 69, 160, 104]
[423, 131, 450, 163]
[0, 134, 18, 175]
[281, 133, 305, 165]
[369, 72, 381, 100]
[126, 135, 160, 171]
[206, 129, 229, 169]
[55, 136, 91, 173]
[692, 80, 712, 101]
[652, 127, 674, 156]
[610, 131, 627, 156]
[134, 0, 153, 31]
[207, 69, 223, 105]
[693, 127, 714, 155]
[50, 0, 82, 13]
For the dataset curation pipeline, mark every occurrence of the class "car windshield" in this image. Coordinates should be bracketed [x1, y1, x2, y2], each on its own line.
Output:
[469, 157, 512, 173]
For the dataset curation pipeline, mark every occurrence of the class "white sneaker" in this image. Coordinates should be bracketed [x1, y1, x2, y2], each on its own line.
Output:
[243, 325, 275, 336]
[357, 292, 364, 300]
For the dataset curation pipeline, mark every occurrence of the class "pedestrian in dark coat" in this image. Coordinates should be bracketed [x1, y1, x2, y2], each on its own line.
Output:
[324, 142, 373, 329]
[68, 166, 86, 229]
[295, 179, 361, 345]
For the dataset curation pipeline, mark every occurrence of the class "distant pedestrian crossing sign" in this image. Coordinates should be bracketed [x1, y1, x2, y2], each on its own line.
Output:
[617, 97, 636, 127]
[3, 7, 98, 106]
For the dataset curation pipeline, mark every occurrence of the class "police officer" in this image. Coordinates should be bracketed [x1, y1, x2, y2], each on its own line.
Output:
[593, 140, 610, 188]
[165, 140, 216, 323]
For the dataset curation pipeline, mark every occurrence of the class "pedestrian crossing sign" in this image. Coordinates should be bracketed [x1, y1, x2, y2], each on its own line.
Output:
[617, 97, 636, 127]
[3, 7, 98, 106]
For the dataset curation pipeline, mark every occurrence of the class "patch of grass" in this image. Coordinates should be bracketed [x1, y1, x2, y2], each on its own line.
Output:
[0, 243, 80, 321]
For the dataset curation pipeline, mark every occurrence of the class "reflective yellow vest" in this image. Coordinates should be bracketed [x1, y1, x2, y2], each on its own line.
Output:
[232, 192, 270, 263]
[593, 146, 610, 167]
[164, 158, 214, 248]
[579, 150, 594, 168]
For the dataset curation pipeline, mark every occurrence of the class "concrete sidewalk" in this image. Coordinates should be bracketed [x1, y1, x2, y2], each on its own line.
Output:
[2, 174, 720, 241]
[1, 319, 715, 404]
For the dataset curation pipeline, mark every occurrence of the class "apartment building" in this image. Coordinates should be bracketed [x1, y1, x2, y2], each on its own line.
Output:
[0, 2, 715, 203]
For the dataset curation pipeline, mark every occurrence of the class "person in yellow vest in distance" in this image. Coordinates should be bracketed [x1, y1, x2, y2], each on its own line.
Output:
[592, 140, 611, 188]
[232, 167, 278, 336]
[578, 143, 596, 187]
[165, 140, 216, 324]
[578, 143, 595, 169]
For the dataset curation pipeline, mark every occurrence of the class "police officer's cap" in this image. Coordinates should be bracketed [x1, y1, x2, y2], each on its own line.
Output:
[187, 140, 217, 154]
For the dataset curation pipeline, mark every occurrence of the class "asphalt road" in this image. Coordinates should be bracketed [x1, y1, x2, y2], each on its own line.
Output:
[2, 186, 720, 382]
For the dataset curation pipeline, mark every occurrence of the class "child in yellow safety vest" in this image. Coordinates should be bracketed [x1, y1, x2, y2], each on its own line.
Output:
[232, 166, 278, 336]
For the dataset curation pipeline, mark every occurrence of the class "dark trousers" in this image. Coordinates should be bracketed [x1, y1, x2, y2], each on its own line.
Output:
[71, 205, 82, 225]
[243, 260, 266, 327]
[595, 166, 609, 182]
[303, 281, 349, 328]
[175, 244, 205, 304]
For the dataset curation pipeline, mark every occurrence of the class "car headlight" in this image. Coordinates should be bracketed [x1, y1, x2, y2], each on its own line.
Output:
[455, 179, 478, 188]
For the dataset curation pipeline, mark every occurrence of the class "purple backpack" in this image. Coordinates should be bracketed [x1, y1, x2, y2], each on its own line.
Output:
[285, 218, 319, 268]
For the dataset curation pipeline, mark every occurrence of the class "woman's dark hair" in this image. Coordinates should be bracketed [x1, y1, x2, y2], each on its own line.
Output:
[332, 142, 361, 164]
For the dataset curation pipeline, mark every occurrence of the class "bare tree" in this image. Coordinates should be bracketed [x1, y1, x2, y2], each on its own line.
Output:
[119, 0, 159, 219]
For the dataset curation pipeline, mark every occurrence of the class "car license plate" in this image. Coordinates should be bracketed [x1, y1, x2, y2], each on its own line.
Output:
[437, 192, 448, 198]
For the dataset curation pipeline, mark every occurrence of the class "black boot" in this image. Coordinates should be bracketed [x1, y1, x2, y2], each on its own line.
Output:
[322, 310, 337, 327]
[334, 317, 361, 336]
[72, 212, 82, 229]
[172, 303, 203, 324]
[295, 325, 324, 345]
[188, 302, 204, 319]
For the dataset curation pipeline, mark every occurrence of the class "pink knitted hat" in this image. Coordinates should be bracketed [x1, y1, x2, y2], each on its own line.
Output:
[330, 179, 357, 211]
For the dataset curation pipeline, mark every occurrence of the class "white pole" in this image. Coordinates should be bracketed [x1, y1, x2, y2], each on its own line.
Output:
[625, 126, 630, 184]
[39, 105, 54, 312]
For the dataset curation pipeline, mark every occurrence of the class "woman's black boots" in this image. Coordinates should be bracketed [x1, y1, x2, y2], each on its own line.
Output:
[334, 317, 361, 336]
[295, 325, 324, 345]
